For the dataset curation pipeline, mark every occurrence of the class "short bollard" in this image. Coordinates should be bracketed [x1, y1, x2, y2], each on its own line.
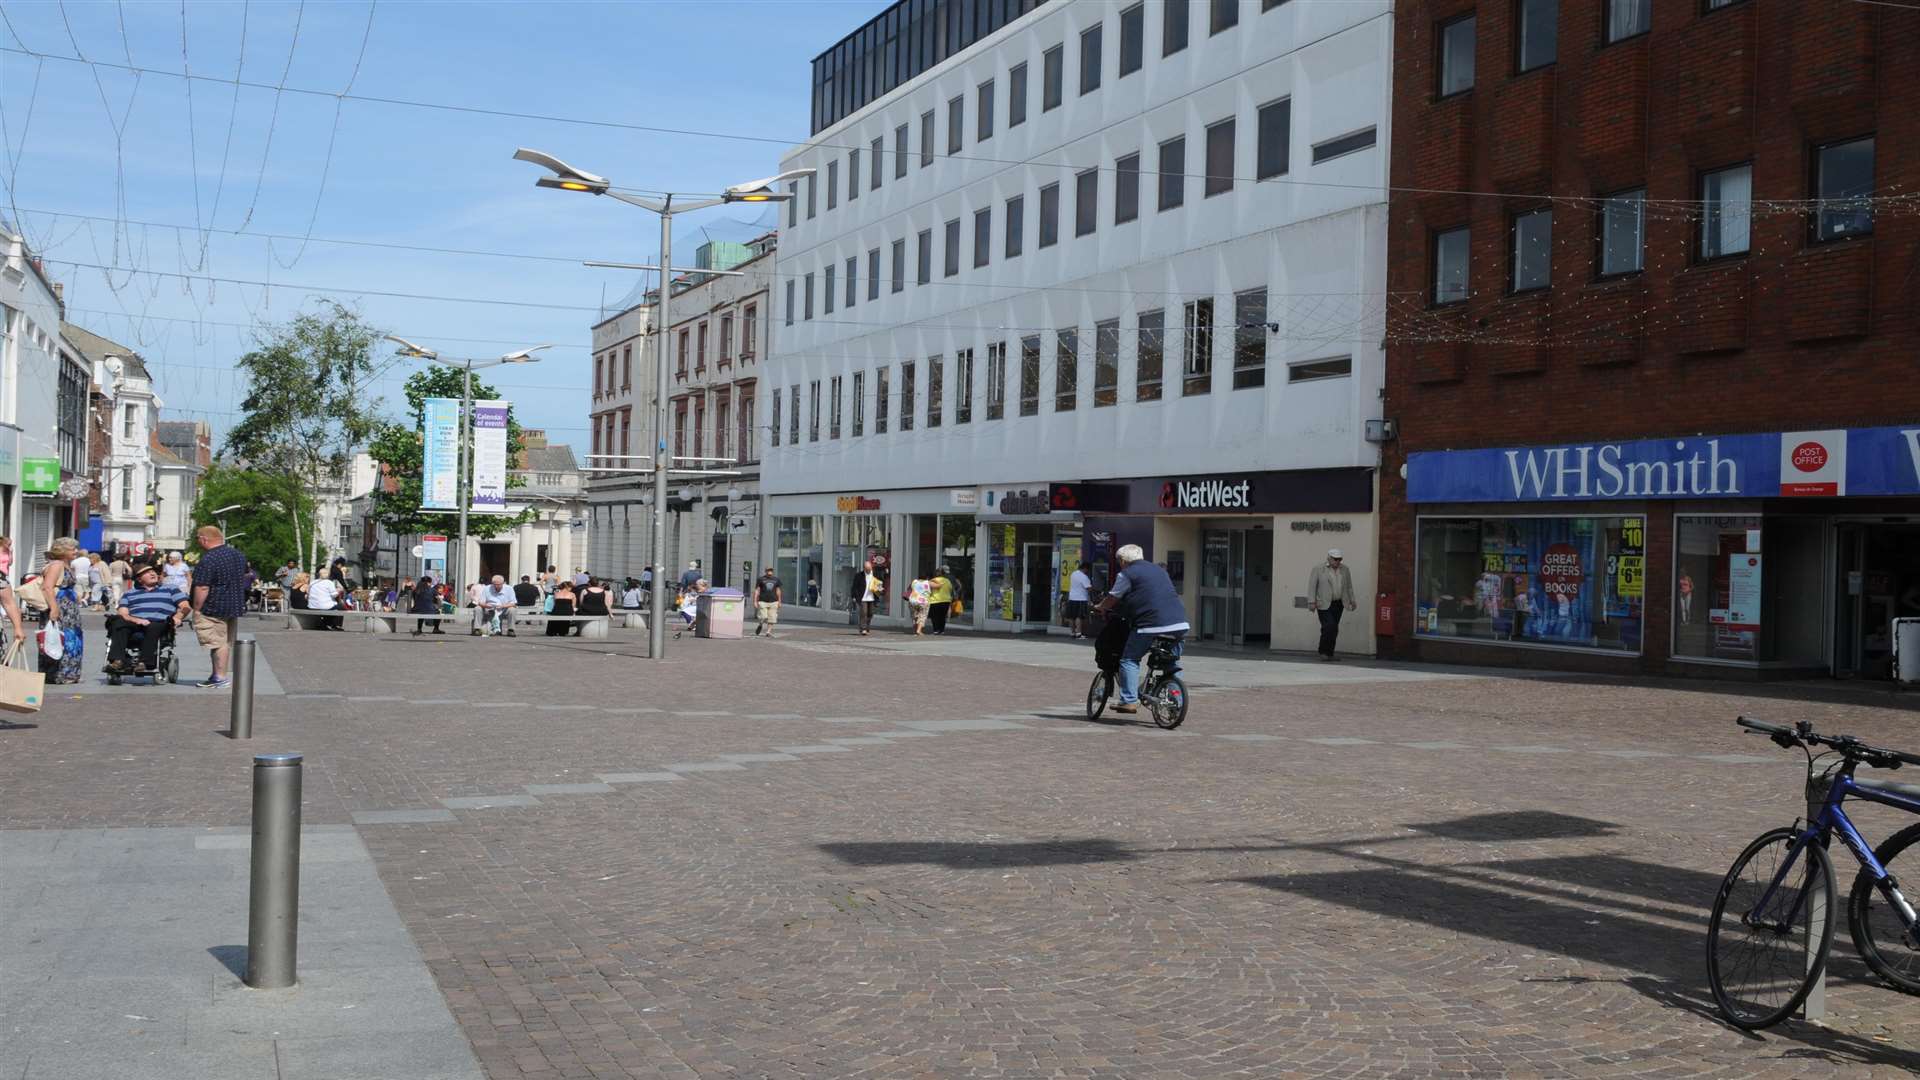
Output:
[245, 752, 302, 990]
[229, 638, 257, 739]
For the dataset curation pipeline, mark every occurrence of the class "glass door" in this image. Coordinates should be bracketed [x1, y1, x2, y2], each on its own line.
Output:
[1197, 529, 1246, 644]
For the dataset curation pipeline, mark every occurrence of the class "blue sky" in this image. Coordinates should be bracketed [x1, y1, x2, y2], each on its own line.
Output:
[0, 0, 875, 450]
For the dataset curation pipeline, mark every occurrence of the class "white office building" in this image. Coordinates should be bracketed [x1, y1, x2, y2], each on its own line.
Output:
[761, 0, 1391, 653]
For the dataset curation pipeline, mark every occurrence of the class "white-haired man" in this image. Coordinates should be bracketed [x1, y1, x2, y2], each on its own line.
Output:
[479, 575, 518, 636]
[1093, 544, 1189, 715]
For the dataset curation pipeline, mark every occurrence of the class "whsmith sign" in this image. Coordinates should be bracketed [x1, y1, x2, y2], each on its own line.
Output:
[1407, 426, 1920, 503]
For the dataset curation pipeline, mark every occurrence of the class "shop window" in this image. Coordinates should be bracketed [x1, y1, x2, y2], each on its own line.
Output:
[1116, 153, 1141, 224]
[1673, 516, 1761, 663]
[1416, 516, 1645, 652]
[1055, 328, 1078, 411]
[1700, 163, 1752, 260]
[1517, 0, 1557, 72]
[901, 360, 916, 431]
[1233, 287, 1267, 388]
[1019, 334, 1041, 416]
[986, 341, 1007, 420]
[1813, 136, 1875, 242]
[1598, 188, 1645, 276]
[775, 515, 825, 608]
[956, 348, 974, 423]
[1164, 0, 1190, 56]
[927, 354, 944, 428]
[1438, 15, 1475, 97]
[1138, 308, 1165, 402]
[1433, 225, 1470, 305]
[1094, 319, 1120, 407]
[1511, 207, 1552, 293]
[1604, 0, 1650, 44]
[835, 514, 893, 614]
[1182, 297, 1213, 395]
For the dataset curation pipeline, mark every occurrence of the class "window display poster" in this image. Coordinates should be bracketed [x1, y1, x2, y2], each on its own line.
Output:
[1714, 554, 1762, 629]
[1058, 535, 1082, 595]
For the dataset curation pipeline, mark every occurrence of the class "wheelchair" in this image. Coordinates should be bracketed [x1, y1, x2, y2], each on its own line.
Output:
[105, 616, 182, 686]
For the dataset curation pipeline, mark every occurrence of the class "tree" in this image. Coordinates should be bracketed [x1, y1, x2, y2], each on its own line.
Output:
[365, 365, 535, 548]
[189, 464, 318, 573]
[224, 303, 384, 571]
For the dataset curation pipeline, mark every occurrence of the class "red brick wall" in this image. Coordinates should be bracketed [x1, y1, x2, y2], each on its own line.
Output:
[1381, 1, 1920, 669]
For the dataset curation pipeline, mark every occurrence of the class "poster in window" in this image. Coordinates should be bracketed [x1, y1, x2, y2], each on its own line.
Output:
[1714, 554, 1762, 629]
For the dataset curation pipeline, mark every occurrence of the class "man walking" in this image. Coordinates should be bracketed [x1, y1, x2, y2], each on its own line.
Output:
[107, 551, 132, 609]
[855, 558, 882, 636]
[480, 575, 518, 636]
[1307, 547, 1358, 661]
[106, 562, 189, 675]
[410, 576, 444, 636]
[1066, 562, 1093, 639]
[189, 526, 250, 689]
[753, 567, 782, 637]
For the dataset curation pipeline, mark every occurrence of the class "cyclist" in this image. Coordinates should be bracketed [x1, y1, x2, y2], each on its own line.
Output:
[1093, 544, 1189, 715]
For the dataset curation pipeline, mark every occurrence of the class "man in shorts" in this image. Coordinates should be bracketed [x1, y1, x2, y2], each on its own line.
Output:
[753, 567, 783, 637]
[188, 525, 250, 689]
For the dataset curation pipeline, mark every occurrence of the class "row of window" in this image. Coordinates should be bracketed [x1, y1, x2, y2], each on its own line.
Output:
[1436, 0, 1746, 98]
[592, 304, 762, 400]
[670, 385, 758, 467]
[795, 0, 1299, 227]
[1429, 138, 1875, 303]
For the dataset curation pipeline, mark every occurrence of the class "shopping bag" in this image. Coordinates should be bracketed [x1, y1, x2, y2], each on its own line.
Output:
[37, 626, 64, 662]
[0, 643, 45, 713]
[951, 598, 964, 616]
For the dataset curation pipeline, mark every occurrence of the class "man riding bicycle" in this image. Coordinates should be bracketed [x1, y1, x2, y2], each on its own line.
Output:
[1093, 544, 1189, 715]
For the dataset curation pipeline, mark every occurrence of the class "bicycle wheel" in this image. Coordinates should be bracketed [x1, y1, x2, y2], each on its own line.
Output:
[1850, 821, 1920, 995]
[1086, 671, 1112, 721]
[1149, 676, 1189, 730]
[1706, 826, 1836, 1029]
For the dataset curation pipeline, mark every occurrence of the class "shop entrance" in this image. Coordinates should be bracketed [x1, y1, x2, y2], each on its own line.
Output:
[1836, 523, 1920, 679]
[1023, 544, 1054, 626]
[1195, 527, 1273, 646]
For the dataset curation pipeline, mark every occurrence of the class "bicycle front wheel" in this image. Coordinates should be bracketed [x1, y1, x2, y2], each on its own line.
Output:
[1849, 820, 1920, 995]
[1149, 676, 1189, 730]
[1706, 827, 1836, 1030]
[1086, 671, 1112, 722]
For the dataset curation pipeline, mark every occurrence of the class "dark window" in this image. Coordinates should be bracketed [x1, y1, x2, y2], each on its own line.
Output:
[895, 124, 909, 178]
[770, 388, 781, 448]
[1205, 118, 1235, 197]
[852, 370, 865, 437]
[785, 280, 795, 325]
[1164, 0, 1190, 55]
[787, 180, 799, 227]
[900, 360, 915, 431]
[1517, 0, 1557, 72]
[927, 354, 943, 428]
[1094, 319, 1120, 406]
[827, 160, 839, 210]
[1076, 169, 1099, 237]
[1019, 334, 1041, 415]
[1605, 0, 1651, 44]
[1233, 287, 1267, 389]
[1009, 62, 1028, 127]
[876, 366, 890, 433]
[1039, 183, 1061, 247]
[955, 348, 973, 423]
[1433, 226, 1470, 304]
[1116, 153, 1141, 224]
[945, 218, 962, 277]
[846, 256, 858, 307]
[1438, 15, 1475, 96]
[892, 238, 907, 293]
[1043, 44, 1064, 110]
[1006, 195, 1025, 258]
[974, 207, 992, 268]
[948, 96, 964, 154]
[1256, 98, 1290, 180]
[823, 264, 835, 314]
[1158, 137, 1186, 210]
[1055, 328, 1078, 411]
[1120, 4, 1144, 76]
[868, 247, 882, 300]
[804, 272, 816, 319]
[806, 174, 816, 219]
[1813, 136, 1875, 242]
[1700, 163, 1752, 259]
[921, 110, 935, 166]
[1137, 309, 1164, 402]
[1598, 189, 1645, 276]
[830, 375, 842, 439]
[986, 341, 1006, 420]
[1080, 24, 1102, 95]
[1312, 127, 1376, 164]
[1182, 298, 1212, 395]
[847, 151, 859, 201]
[1511, 208, 1551, 293]
[871, 136, 884, 189]
[917, 228, 933, 283]
[1210, 0, 1238, 34]
[789, 382, 800, 444]
[978, 79, 995, 141]
[1288, 356, 1352, 382]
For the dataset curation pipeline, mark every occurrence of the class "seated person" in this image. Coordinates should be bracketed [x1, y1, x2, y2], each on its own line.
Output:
[107, 563, 189, 673]
[512, 575, 541, 609]
[545, 581, 576, 637]
[479, 575, 518, 636]
[305, 572, 345, 630]
[619, 578, 644, 610]
[676, 578, 706, 630]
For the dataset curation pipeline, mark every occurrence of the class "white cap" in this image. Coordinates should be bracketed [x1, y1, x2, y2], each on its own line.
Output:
[1328, 548, 1344, 560]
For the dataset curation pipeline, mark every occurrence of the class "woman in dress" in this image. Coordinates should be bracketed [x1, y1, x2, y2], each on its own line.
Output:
[546, 580, 576, 637]
[575, 578, 612, 636]
[37, 537, 85, 684]
[288, 572, 312, 611]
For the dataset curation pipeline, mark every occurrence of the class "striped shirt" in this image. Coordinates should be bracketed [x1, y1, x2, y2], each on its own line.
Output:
[120, 585, 187, 623]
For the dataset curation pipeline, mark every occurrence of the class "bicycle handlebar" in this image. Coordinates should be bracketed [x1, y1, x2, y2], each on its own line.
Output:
[1736, 715, 1920, 769]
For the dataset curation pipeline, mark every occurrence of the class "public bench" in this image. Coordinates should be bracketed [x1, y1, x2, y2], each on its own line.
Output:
[510, 614, 612, 639]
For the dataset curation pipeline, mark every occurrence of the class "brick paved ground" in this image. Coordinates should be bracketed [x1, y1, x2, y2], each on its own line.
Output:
[9, 617, 1920, 1077]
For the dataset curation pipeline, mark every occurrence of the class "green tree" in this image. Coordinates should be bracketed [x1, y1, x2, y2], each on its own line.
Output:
[365, 365, 535, 546]
[224, 302, 385, 570]
[189, 464, 318, 573]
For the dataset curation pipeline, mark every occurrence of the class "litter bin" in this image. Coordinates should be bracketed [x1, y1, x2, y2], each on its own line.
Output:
[696, 588, 745, 639]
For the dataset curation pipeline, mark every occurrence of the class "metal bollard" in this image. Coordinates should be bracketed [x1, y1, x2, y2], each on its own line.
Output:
[228, 639, 256, 739]
[245, 752, 302, 989]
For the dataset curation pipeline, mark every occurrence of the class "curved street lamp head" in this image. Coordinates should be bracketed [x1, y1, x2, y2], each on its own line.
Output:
[384, 334, 437, 360]
[723, 167, 815, 203]
[514, 147, 610, 194]
[499, 344, 554, 364]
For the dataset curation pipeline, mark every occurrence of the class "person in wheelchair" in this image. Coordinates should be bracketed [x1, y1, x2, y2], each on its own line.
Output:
[106, 562, 190, 677]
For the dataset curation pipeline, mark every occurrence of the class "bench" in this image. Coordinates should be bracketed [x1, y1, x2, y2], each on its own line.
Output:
[512, 614, 612, 639]
[287, 610, 350, 630]
[359, 612, 457, 634]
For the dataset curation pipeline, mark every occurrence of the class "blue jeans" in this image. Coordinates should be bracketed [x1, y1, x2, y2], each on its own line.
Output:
[1118, 629, 1184, 704]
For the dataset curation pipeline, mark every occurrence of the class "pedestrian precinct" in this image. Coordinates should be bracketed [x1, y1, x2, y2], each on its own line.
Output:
[546, 579, 576, 636]
[305, 568, 345, 630]
[1067, 562, 1093, 639]
[928, 565, 957, 635]
[105, 563, 188, 676]
[855, 559, 882, 636]
[479, 575, 518, 636]
[35, 538, 84, 684]
[753, 567, 782, 637]
[188, 526, 249, 688]
[410, 576, 445, 635]
[161, 551, 191, 593]
[1307, 547, 1358, 661]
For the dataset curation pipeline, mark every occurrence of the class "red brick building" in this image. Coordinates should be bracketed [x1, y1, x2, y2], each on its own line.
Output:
[1378, 1, 1920, 679]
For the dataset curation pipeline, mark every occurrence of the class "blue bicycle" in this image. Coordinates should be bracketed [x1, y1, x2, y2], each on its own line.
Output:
[1707, 717, 1920, 1029]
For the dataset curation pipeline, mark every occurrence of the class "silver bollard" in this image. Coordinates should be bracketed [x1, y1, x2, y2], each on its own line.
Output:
[229, 638, 256, 739]
[245, 752, 302, 989]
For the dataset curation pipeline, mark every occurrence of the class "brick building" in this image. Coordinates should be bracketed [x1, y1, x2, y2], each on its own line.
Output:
[1378, 1, 1920, 679]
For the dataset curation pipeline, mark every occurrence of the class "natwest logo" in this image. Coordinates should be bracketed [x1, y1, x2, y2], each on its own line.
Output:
[1162, 476, 1254, 511]
[836, 495, 882, 512]
[1790, 441, 1829, 473]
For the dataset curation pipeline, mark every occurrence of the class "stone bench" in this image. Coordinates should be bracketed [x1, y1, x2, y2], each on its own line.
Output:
[359, 612, 458, 634]
[511, 614, 612, 639]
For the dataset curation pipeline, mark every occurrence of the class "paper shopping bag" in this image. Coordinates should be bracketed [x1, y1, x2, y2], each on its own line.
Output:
[0, 643, 44, 713]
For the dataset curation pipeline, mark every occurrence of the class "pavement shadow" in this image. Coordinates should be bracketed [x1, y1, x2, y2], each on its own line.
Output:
[1404, 810, 1621, 842]
[208, 944, 247, 980]
[820, 838, 1139, 869]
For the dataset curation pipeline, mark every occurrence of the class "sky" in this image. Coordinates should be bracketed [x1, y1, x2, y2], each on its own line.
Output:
[0, 0, 875, 451]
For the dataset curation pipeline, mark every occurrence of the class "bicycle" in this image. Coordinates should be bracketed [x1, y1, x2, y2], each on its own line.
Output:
[1706, 716, 1920, 1029]
[1085, 634, 1189, 729]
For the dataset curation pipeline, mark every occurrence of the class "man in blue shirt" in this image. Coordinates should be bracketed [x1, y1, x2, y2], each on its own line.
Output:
[1093, 544, 1190, 715]
[106, 562, 189, 674]
[189, 525, 251, 689]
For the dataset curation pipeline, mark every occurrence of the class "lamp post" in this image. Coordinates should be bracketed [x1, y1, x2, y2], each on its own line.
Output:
[515, 147, 810, 659]
[384, 336, 552, 594]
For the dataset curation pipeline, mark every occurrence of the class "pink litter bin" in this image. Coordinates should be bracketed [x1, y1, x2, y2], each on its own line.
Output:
[695, 589, 745, 639]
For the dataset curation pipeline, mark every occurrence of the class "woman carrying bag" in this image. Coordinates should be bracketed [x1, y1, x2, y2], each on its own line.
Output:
[36, 538, 85, 684]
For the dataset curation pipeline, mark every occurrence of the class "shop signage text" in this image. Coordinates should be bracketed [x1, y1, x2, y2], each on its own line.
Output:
[1407, 425, 1920, 503]
[994, 489, 1053, 515]
[837, 495, 882, 512]
[1160, 477, 1253, 511]
[1289, 519, 1354, 533]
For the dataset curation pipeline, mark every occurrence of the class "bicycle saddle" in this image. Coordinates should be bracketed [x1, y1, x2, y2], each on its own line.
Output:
[1853, 774, 1920, 802]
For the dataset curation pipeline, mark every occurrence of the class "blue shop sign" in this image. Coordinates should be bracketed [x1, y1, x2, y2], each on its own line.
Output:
[1407, 425, 1920, 503]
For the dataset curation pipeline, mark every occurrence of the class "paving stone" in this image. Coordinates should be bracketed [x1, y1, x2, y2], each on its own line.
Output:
[1491, 745, 1575, 754]
[596, 772, 685, 783]
[439, 795, 541, 809]
[896, 718, 1028, 732]
[1216, 733, 1284, 742]
[662, 761, 748, 773]
[1306, 736, 1379, 745]
[1402, 740, 1475, 750]
[350, 809, 458, 825]
[822, 737, 897, 746]
[522, 783, 615, 795]
[716, 753, 803, 763]
[773, 745, 856, 754]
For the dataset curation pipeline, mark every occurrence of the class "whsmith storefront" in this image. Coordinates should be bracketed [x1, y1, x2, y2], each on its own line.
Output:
[1396, 424, 1920, 679]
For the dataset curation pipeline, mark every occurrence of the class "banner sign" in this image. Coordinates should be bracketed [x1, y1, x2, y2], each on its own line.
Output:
[21, 457, 59, 495]
[1407, 425, 1920, 503]
[421, 398, 461, 510]
[469, 400, 511, 513]
[421, 535, 448, 562]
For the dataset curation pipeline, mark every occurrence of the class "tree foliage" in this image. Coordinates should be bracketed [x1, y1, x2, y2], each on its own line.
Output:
[365, 365, 534, 540]
[189, 464, 317, 573]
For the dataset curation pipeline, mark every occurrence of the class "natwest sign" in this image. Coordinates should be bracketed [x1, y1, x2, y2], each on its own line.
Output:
[1161, 477, 1253, 511]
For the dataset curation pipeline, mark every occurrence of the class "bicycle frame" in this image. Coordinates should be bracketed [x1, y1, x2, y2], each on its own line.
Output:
[1752, 767, 1920, 945]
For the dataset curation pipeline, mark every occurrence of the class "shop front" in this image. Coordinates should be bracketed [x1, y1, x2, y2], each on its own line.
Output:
[977, 484, 1084, 633]
[1401, 424, 1920, 678]
[764, 487, 977, 628]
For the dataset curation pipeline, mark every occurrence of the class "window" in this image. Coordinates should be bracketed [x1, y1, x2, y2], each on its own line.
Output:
[917, 228, 933, 284]
[622, 345, 632, 386]
[1043, 44, 1063, 111]
[739, 386, 755, 461]
[1210, 0, 1238, 35]
[1182, 298, 1213, 395]
[1289, 356, 1352, 382]
[847, 151, 858, 201]
[829, 376, 843, 439]
[1120, 5, 1145, 76]
[1233, 288, 1267, 389]
[1094, 319, 1120, 407]
[986, 341, 1007, 419]
[921, 110, 935, 166]
[1605, 0, 1650, 44]
[1164, 0, 1190, 55]
[948, 96, 964, 154]
[1438, 15, 1475, 96]
[1433, 226, 1470, 304]
[944, 218, 962, 277]
[785, 280, 795, 325]
[1312, 127, 1376, 164]
[1076, 169, 1099, 236]
[743, 304, 757, 357]
[1813, 136, 1875, 242]
[806, 174, 816, 219]
[1256, 99, 1291, 180]
[622, 409, 633, 457]
[1137, 309, 1165, 401]
[974, 208, 992, 268]
[697, 322, 709, 369]
[1700, 163, 1752, 260]
[823, 265, 836, 314]
[1158, 137, 1186, 210]
[1416, 516, 1645, 653]
[852, 370, 866, 436]
[901, 360, 916, 431]
[1055, 328, 1078, 411]
[846, 256, 858, 308]
[956, 348, 974, 423]
[787, 181, 799, 227]
[871, 136, 883, 189]
[977, 79, 994, 142]
[827, 160, 839, 210]
[771, 388, 782, 448]
[1205, 118, 1235, 197]
[594, 355, 604, 395]
[1006, 195, 1025, 258]
[677, 330, 690, 375]
[1019, 334, 1041, 415]
[120, 468, 133, 510]
[876, 366, 890, 433]
[895, 124, 909, 178]
[1705, 0, 1746, 9]
[892, 239, 907, 293]
[1517, 0, 1557, 72]
[1080, 25, 1102, 95]
[1039, 183, 1061, 247]
[719, 316, 733, 363]
[1511, 208, 1551, 293]
[790, 382, 801, 444]
[808, 380, 821, 441]
[804, 272, 816, 319]
[1116, 153, 1141, 224]
[1009, 62, 1028, 127]
[927, 354, 943, 427]
[1598, 189, 1645, 276]
[868, 248, 881, 300]
[1673, 515, 1759, 661]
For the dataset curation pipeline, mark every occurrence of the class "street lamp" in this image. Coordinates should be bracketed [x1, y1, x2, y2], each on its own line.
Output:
[385, 335, 553, 594]
[516, 146, 811, 660]
[211, 503, 245, 537]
